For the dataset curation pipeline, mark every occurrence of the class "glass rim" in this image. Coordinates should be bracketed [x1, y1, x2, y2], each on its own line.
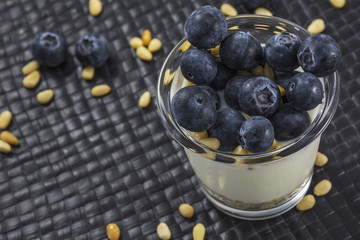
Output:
[156, 14, 340, 164]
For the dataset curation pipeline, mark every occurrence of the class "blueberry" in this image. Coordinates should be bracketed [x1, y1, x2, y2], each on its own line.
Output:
[238, 116, 274, 153]
[239, 76, 280, 117]
[297, 34, 341, 77]
[264, 32, 302, 72]
[32, 32, 66, 67]
[208, 58, 236, 90]
[208, 108, 246, 151]
[171, 86, 217, 132]
[286, 72, 323, 111]
[224, 75, 252, 110]
[274, 70, 299, 88]
[220, 31, 263, 70]
[184, 6, 227, 49]
[269, 103, 311, 141]
[242, 0, 266, 9]
[180, 49, 217, 85]
[196, 85, 220, 110]
[75, 33, 109, 68]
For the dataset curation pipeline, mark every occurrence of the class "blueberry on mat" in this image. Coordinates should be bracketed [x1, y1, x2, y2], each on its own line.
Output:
[297, 34, 341, 77]
[220, 31, 263, 70]
[180, 49, 217, 85]
[171, 86, 217, 132]
[75, 33, 109, 68]
[238, 116, 274, 153]
[32, 32, 66, 67]
[264, 32, 302, 72]
[238, 76, 280, 117]
[286, 72, 323, 111]
[269, 103, 311, 141]
[184, 5, 228, 49]
[224, 75, 252, 110]
[208, 108, 246, 151]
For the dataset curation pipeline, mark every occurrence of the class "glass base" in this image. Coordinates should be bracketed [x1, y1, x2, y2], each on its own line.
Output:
[200, 174, 313, 220]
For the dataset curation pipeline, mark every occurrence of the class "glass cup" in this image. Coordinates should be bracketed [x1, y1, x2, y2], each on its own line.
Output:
[156, 15, 340, 220]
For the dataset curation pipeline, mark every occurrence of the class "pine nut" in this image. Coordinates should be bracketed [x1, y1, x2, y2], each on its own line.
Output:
[330, 0, 346, 9]
[142, 29, 152, 47]
[37, 89, 54, 104]
[22, 60, 40, 75]
[91, 84, 111, 97]
[163, 69, 176, 86]
[89, 0, 102, 17]
[0, 131, 19, 146]
[0, 140, 11, 154]
[138, 91, 151, 108]
[189, 131, 208, 141]
[296, 194, 315, 211]
[199, 137, 220, 150]
[82, 66, 95, 80]
[0, 110, 12, 130]
[254, 7, 273, 16]
[106, 223, 120, 240]
[148, 38, 162, 53]
[314, 179, 332, 196]
[129, 37, 143, 49]
[307, 19, 325, 34]
[180, 41, 191, 52]
[157, 222, 171, 240]
[193, 223, 205, 240]
[252, 65, 264, 76]
[23, 70, 41, 89]
[278, 84, 286, 96]
[315, 152, 328, 167]
[179, 203, 195, 218]
[210, 44, 220, 57]
[136, 46, 153, 61]
[264, 63, 275, 80]
[221, 3, 238, 16]
[232, 145, 248, 155]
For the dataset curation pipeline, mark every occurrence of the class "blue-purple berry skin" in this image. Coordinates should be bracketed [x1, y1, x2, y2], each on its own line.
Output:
[75, 33, 109, 68]
[184, 5, 228, 49]
[208, 58, 236, 90]
[171, 86, 217, 132]
[297, 34, 341, 77]
[224, 75, 252, 110]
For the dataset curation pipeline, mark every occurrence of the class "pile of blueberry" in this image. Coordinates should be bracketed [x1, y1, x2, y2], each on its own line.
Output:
[171, 6, 341, 153]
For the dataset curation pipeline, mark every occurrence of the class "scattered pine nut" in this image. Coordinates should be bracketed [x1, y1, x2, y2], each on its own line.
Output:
[296, 194, 315, 211]
[23, 70, 41, 89]
[142, 29, 152, 47]
[138, 91, 151, 108]
[179, 203, 195, 218]
[314, 179, 332, 196]
[232, 145, 248, 155]
[91, 84, 111, 97]
[106, 223, 120, 240]
[252, 65, 264, 76]
[129, 37, 143, 49]
[148, 38, 162, 52]
[278, 84, 286, 96]
[0, 110, 12, 130]
[82, 66, 95, 80]
[307, 18, 326, 34]
[221, 3, 238, 16]
[22, 60, 40, 75]
[180, 41, 191, 52]
[0, 140, 11, 154]
[189, 131, 208, 141]
[89, 0, 103, 16]
[0, 131, 19, 146]
[157, 222, 171, 240]
[254, 7, 273, 16]
[37, 89, 54, 104]
[193, 223, 206, 240]
[330, 0, 346, 9]
[199, 137, 220, 150]
[210, 44, 220, 57]
[264, 63, 275, 80]
[315, 152, 328, 167]
[136, 46, 153, 61]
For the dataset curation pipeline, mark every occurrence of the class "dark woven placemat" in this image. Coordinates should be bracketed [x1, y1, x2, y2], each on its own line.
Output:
[0, 0, 359, 239]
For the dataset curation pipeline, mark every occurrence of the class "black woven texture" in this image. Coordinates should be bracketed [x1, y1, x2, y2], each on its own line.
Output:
[0, 0, 359, 239]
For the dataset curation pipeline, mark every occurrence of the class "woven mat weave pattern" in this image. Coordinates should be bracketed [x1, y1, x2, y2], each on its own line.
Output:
[0, 0, 359, 239]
